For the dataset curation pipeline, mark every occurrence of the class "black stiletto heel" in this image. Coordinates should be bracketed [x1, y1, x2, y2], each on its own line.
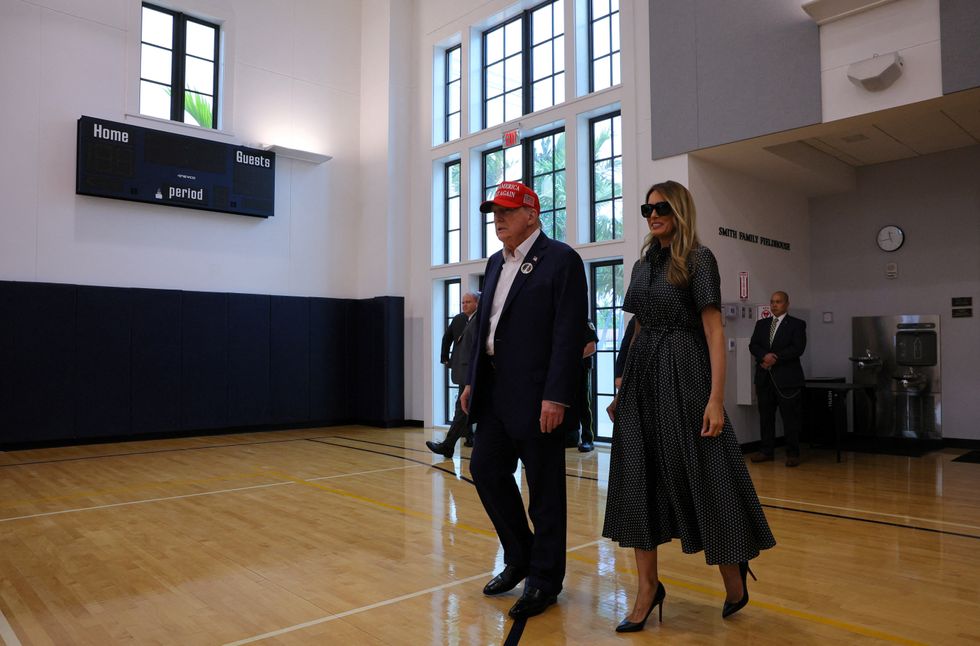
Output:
[722, 561, 757, 618]
[616, 582, 666, 632]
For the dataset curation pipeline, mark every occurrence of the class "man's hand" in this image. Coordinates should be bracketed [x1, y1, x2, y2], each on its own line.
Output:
[761, 352, 778, 369]
[539, 401, 565, 433]
[460, 385, 472, 414]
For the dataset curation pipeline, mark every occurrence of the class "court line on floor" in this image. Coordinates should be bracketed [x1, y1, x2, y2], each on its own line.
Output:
[573, 550, 927, 646]
[762, 504, 980, 540]
[222, 540, 603, 646]
[222, 530, 923, 646]
[0, 433, 344, 468]
[0, 605, 23, 646]
[0, 465, 418, 523]
[331, 437, 978, 537]
[308, 442, 933, 644]
[759, 495, 980, 532]
[308, 438, 475, 484]
[331, 435, 602, 481]
[262, 466, 495, 537]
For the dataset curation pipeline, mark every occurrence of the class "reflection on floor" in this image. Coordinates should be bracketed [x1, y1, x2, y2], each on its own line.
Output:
[0, 426, 978, 645]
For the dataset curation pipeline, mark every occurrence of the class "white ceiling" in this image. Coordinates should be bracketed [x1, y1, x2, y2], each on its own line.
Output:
[691, 87, 980, 197]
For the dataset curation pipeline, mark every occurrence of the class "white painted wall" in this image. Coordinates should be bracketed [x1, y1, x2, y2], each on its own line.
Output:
[688, 158, 814, 443]
[809, 145, 980, 440]
[820, 0, 942, 123]
[0, 0, 364, 297]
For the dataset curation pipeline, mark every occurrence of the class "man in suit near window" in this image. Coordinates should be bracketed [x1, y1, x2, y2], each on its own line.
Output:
[428, 291, 479, 458]
[460, 181, 587, 620]
[749, 291, 807, 467]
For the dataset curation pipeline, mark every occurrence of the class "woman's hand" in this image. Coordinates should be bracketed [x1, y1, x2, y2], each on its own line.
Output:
[606, 395, 618, 422]
[700, 399, 725, 437]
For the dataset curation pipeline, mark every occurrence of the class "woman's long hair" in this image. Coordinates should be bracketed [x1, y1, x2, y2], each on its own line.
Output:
[641, 180, 700, 287]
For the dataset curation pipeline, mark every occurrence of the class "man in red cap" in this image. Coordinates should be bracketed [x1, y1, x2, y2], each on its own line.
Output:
[460, 181, 588, 620]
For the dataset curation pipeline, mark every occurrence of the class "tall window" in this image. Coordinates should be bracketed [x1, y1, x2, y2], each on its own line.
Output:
[140, 3, 219, 128]
[529, 129, 566, 241]
[445, 45, 462, 142]
[443, 279, 461, 424]
[530, 0, 565, 112]
[591, 260, 624, 441]
[483, 1, 565, 129]
[445, 161, 461, 264]
[589, 0, 621, 92]
[482, 144, 523, 258]
[590, 111, 623, 242]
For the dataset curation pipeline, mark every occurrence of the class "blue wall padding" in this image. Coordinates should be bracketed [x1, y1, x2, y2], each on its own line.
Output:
[271, 296, 311, 424]
[75, 286, 132, 438]
[131, 288, 182, 435]
[181, 290, 230, 431]
[0, 281, 404, 445]
[228, 293, 272, 426]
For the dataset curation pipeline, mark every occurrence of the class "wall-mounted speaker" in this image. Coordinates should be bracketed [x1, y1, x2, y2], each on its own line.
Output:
[847, 52, 903, 91]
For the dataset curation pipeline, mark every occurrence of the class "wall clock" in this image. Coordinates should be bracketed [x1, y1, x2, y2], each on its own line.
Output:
[876, 225, 904, 252]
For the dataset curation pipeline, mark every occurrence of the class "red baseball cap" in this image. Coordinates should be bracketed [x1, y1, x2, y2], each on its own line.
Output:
[479, 181, 540, 213]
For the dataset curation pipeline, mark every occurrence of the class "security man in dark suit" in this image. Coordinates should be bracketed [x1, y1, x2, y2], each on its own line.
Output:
[460, 181, 587, 620]
[429, 292, 480, 458]
[749, 291, 807, 467]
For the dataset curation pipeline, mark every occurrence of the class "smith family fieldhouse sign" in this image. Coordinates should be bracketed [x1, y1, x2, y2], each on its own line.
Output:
[718, 227, 791, 251]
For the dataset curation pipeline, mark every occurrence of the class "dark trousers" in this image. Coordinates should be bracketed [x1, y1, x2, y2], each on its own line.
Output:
[757, 378, 802, 457]
[577, 367, 594, 444]
[469, 406, 567, 595]
[443, 392, 473, 448]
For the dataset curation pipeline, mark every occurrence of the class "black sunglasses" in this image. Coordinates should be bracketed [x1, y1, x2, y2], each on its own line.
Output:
[641, 201, 673, 218]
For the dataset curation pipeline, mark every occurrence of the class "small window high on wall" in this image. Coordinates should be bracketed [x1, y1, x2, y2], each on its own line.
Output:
[140, 3, 220, 128]
[589, 0, 620, 92]
[445, 45, 462, 142]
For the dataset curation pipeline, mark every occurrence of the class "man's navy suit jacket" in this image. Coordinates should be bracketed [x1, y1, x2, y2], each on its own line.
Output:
[467, 232, 587, 439]
[749, 314, 807, 388]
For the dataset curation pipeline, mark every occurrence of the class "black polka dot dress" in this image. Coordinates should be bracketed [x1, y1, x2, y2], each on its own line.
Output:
[602, 242, 776, 565]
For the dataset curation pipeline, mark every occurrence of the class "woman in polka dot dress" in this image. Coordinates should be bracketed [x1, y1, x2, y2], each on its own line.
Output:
[603, 181, 775, 633]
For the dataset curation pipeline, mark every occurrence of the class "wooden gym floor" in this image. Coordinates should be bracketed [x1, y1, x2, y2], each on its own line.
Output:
[0, 426, 978, 645]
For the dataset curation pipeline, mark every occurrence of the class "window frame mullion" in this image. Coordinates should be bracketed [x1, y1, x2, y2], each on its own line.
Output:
[171, 13, 187, 123]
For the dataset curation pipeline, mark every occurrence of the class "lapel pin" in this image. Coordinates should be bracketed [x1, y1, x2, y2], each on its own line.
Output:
[520, 262, 534, 274]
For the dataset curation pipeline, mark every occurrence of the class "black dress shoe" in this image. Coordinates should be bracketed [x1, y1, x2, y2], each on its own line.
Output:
[425, 440, 453, 459]
[483, 565, 527, 596]
[463, 435, 474, 447]
[508, 587, 558, 619]
[578, 442, 594, 452]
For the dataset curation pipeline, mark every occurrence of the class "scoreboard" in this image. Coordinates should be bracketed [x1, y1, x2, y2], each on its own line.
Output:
[76, 115, 275, 218]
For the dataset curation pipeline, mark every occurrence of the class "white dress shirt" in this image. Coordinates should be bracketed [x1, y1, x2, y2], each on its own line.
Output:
[485, 227, 541, 355]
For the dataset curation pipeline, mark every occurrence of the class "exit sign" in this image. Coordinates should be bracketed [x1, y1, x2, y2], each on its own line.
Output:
[502, 128, 521, 148]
